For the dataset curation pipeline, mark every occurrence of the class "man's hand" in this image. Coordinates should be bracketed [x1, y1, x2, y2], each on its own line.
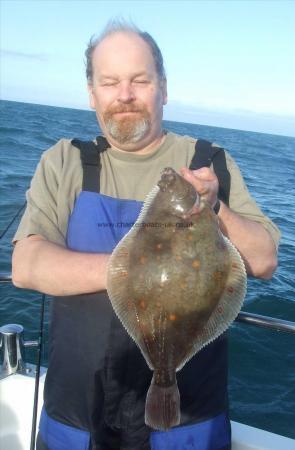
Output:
[180, 166, 219, 210]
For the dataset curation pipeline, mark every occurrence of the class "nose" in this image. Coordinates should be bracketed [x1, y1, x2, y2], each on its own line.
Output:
[117, 81, 135, 103]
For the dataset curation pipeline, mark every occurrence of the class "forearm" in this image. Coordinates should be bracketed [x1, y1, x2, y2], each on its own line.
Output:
[12, 235, 110, 296]
[218, 201, 278, 279]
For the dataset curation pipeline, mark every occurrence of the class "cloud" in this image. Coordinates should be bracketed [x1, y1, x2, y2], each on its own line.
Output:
[1, 49, 48, 61]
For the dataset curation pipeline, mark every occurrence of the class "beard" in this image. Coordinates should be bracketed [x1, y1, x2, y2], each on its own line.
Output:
[103, 104, 151, 144]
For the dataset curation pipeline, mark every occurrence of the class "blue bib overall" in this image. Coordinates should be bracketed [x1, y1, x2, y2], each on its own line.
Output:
[38, 138, 231, 450]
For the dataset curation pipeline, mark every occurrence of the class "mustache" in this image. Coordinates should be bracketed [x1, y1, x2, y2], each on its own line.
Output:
[105, 105, 146, 115]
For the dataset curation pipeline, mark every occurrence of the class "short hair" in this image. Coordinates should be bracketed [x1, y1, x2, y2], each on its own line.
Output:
[85, 19, 166, 83]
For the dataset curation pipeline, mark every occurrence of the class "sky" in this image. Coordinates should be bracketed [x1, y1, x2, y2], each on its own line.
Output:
[1, 0, 295, 137]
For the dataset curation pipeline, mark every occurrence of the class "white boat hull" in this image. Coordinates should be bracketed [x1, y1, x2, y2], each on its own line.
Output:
[0, 368, 294, 450]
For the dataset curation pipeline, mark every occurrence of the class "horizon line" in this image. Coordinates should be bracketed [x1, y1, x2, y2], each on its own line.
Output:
[1, 98, 294, 140]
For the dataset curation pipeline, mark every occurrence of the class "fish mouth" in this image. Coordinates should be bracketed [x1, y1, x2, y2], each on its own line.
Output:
[158, 167, 192, 199]
[158, 167, 178, 191]
[161, 167, 176, 176]
[158, 167, 200, 216]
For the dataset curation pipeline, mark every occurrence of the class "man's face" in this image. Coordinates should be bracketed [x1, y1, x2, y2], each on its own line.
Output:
[88, 32, 167, 151]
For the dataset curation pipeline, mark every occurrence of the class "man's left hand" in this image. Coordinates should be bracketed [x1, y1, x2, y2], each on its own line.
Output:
[180, 167, 219, 210]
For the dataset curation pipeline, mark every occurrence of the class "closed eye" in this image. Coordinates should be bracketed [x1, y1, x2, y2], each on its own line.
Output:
[99, 78, 119, 86]
[101, 81, 119, 87]
[133, 79, 149, 84]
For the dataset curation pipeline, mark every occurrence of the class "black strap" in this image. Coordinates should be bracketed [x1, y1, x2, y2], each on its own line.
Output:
[189, 139, 230, 205]
[71, 136, 109, 192]
[72, 136, 230, 203]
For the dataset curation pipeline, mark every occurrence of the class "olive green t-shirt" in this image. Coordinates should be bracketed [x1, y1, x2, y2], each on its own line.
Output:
[13, 132, 280, 249]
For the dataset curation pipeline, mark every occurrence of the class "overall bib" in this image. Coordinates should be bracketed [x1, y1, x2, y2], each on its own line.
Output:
[38, 138, 231, 450]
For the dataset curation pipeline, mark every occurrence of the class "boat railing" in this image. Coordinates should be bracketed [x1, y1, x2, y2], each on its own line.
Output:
[235, 311, 295, 334]
[1, 270, 295, 380]
[0, 323, 39, 380]
[0, 272, 12, 282]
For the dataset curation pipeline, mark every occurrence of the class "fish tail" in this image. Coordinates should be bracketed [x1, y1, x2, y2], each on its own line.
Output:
[145, 372, 180, 431]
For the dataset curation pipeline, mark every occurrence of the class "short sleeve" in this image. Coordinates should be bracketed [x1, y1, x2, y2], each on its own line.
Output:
[13, 149, 64, 245]
[225, 151, 281, 250]
[13, 139, 82, 246]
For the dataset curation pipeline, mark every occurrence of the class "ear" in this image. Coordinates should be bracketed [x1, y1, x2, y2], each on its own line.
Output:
[87, 83, 96, 110]
[161, 79, 168, 105]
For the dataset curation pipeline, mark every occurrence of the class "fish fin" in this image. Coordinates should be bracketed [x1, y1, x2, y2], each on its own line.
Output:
[145, 374, 180, 431]
[107, 186, 161, 369]
[136, 185, 160, 223]
[107, 239, 140, 339]
[177, 236, 247, 371]
[107, 236, 154, 369]
[106, 185, 160, 308]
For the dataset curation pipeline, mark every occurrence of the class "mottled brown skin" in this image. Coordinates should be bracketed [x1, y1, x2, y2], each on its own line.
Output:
[127, 168, 231, 387]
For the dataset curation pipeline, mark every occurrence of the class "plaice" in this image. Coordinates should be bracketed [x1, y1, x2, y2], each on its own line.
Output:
[107, 167, 247, 431]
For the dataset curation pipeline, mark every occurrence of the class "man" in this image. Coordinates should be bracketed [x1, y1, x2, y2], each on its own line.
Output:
[12, 21, 280, 450]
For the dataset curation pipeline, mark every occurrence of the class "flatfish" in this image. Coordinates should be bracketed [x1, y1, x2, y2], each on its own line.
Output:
[107, 167, 246, 431]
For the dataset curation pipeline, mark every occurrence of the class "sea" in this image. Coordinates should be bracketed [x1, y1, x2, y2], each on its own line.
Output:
[0, 99, 294, 439]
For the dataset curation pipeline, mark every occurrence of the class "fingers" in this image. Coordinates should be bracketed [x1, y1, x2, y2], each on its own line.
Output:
[180, 169, 205, 194]
[181, 166, 216, 180]
[180, 167, 217, 191]
[180, 167, 219, 206]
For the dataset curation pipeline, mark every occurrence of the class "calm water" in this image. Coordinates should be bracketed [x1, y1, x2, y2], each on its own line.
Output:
[0, 100, 294, 439]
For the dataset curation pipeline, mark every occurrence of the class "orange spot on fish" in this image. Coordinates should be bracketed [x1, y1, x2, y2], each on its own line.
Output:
[175, 255, 182, 261]
[192, 260, 200, 269]
[180, 282, 187, 289]
[213, 271, 223, 281]
[227, 286, 234, 294]
[139, 255, 147, 264]
[121, 270, 128, 277]
[139, 299, 146, 310]
[127, 299, 134, 310]
[156, 302, 161, 308]
[187, 234, 193, 241]
[169, 314, 177, 321]
[156, 243, 163, 250]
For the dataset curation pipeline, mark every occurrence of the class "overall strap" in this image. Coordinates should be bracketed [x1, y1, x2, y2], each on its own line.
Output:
[71, 136, 109, 192]
[189, 138, 231, 205]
